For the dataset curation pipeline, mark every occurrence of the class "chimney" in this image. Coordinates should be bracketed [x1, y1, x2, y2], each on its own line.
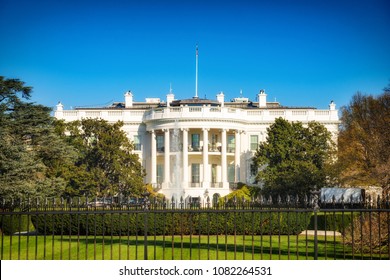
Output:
[329, 100, 336, 111]
[166, 93, 175, 107]
[124, 91, 133, 108]
[56, 101, 64, 111]
[54, 102, 64, 118]
[257, 89, 267, 107]
[217, 91, 224, 106]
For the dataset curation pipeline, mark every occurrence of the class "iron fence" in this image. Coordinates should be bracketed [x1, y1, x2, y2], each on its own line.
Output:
[0, 193, 389, 260]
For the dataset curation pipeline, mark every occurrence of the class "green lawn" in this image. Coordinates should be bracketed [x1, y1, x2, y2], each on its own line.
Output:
[1, 234, 386, 260]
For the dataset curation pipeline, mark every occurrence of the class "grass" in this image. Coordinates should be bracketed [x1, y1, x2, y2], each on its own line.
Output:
[1, 234, 387, 260]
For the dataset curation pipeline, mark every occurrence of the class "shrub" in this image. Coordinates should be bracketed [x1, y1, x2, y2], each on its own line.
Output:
[307, 212, 353, 232]
[31, 210, 311, 236]
[344, 212, 389, 254]
[0, 214, 34, 235]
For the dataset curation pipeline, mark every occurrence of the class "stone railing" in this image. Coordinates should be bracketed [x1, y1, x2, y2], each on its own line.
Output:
[143, 106, 338, 123]
[55, 109, 147, 122]
[55, 106, 338, 123]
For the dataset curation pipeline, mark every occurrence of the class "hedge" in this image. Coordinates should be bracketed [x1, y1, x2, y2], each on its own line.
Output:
[0, 214, 35, 235]
[307, 212, 353, 232]
[30, 211, 312, 236]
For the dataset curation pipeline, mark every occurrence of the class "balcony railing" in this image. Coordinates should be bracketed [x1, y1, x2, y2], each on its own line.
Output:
[190, 182, 201, 188]
[208, 145, 221, 152]
[188, 145, 202, 152]
[156, 145, 234, 154]
[143, 106, 339, 123]
[56, 106, 338, 124]
[210, 182, 223, 188]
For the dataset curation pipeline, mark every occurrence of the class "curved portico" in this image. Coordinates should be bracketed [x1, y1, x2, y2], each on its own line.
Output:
[145, 117, 241, 200]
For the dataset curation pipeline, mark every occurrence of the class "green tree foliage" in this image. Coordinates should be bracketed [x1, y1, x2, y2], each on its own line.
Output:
[253, 118, 336, 197]
[0, 77, 77, 200]
[338, 89, 390, 192]
[220, 185, 252, 205]
[60, 119, 145, 196]
[0, 76, 32, 108]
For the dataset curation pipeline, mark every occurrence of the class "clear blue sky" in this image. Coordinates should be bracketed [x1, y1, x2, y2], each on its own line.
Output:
[1, 0, 389, 110]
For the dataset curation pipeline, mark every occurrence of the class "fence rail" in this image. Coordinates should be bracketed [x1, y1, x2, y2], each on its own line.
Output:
[0, 193, 389, 260]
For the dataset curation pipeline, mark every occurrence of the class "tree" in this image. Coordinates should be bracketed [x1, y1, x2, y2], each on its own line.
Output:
[60, 118, 145, 196]
[253, 118, 337, 198]
[0, 76, 32, 109]
[338, 89, 390, 193]
[0, 76, 77, 200]
[220, 185, 252, 205]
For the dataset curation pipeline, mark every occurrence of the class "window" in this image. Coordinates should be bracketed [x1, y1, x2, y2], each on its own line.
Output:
[157, 164, 164, 184]
[228, 163, 235, 182]
[191, 134, 200, 151]
[156, 134, 164, 152]
[133, 135, 141, 151]
[250, 135, 259, 151]
[191, 163, 200, 183]
[211, 164, 217, 183]
[227, 135, 235, 153]
[211, 134, 218, 145]
[210, 134, 218, 151]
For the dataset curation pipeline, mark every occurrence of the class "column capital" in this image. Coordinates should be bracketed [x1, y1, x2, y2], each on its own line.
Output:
[148, 129, 155, 134]
[180, 128, 189, 132]
[202, 128, 210, 132]
[163, 128, 170, 132]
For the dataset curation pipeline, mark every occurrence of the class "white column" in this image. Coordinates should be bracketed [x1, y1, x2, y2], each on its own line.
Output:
[150, 130, 157, 184]
[164, 129, 170, 187]
[221, 129, 227, 184]
[235, 130, 241, 182]
[182, 128, 188, 188]
[202, 128, 209, 187]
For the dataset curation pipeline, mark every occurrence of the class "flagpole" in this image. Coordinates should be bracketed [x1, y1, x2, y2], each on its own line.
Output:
[195, 44, 198, 98]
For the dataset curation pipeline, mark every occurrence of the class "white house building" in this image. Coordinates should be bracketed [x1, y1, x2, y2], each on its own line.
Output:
[54, 90, 339, 203]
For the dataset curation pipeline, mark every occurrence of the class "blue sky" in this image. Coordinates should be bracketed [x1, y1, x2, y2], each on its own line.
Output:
[1, 0, 389, 110]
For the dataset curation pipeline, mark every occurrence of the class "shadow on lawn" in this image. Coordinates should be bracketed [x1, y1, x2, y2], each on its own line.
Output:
[58, 235, 381, 260]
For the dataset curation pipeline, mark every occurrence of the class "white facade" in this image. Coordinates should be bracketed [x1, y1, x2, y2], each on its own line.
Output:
[55, 91, 339, 202]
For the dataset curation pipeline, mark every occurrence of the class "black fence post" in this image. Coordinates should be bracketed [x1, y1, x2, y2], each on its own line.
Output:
[143, 192, 150, 260]
[311, 186, 321, 260]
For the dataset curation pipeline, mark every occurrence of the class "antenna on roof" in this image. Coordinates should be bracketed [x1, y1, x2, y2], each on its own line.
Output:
[194, 44, 199, 98]
[169, 82, 173, 94]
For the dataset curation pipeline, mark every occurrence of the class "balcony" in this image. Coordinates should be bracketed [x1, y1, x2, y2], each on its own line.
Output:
[143, 106, 339, 123]
[188, 145, 202, 152]
[190, 183, 201, 188]
[56, 106, 338, 124]
[55, 109, 147, 122]
[210, 182, 223, 188]
[208, 145, 221, 152]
